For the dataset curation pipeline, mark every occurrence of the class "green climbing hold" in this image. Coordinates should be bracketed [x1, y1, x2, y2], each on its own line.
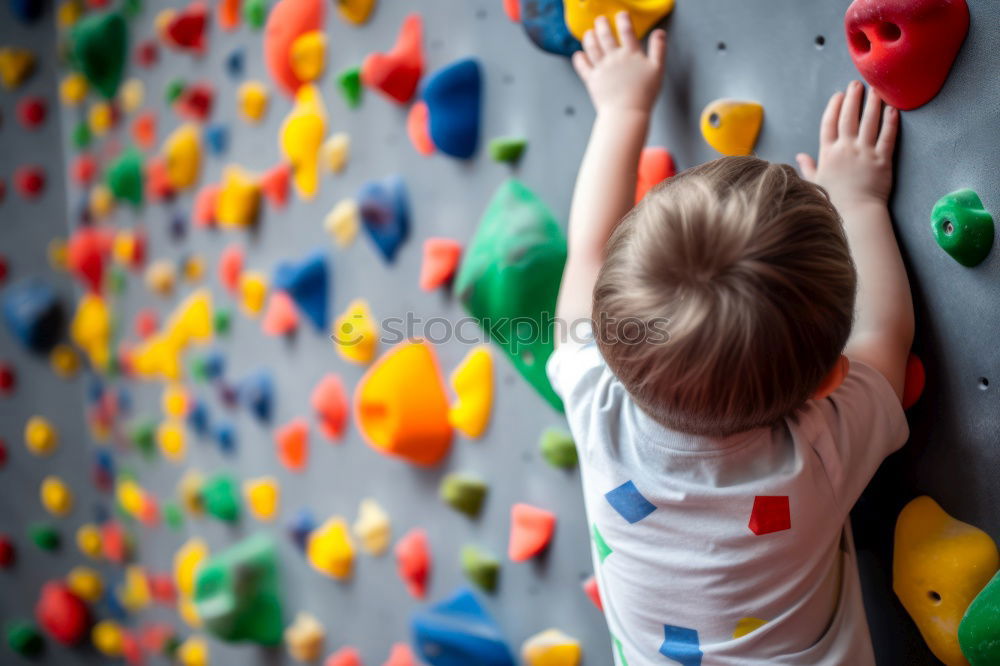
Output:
[454, 179, 567, 412]
[105, 147, 144, 207]
[71, 11, 127, 99]
[130, 419, 157, 459]
[959, 570, 1000, 665]
[244, 0, 267, 30]
[539, 427, 577, 469]
[440, 473, 488, 518]
[337, 66, 363, 109]
[164, 502, 184, 530]
[6, 621, 44, 658]
[214, 308, 232, 335]
[931, 189, 994, 267]
[122, 0, 142, 18]
[193, 533, 283, 645]
[165, 77, 186, 104]
[488, 136, 528, 163]
[592, 523, 611, 563]
[108, 265, 127, 294]
[201, 473, 241, 523]
[72, 121, 92, 150]
[29, 523, 60, 552]
[461, 545, 500, 593]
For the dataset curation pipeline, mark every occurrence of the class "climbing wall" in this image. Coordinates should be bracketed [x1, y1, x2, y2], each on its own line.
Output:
[0, 0, 997, 664]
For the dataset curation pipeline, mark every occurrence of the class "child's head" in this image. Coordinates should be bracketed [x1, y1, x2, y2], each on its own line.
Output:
[593, 156, 856, 437]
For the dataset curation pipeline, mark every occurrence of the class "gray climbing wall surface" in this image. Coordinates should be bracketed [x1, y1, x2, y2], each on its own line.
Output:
[0, 0, 997, 664]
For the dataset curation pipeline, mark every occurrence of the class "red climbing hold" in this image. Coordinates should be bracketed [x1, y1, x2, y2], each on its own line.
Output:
[148, 573, 177, 605]
[17, 96, 46, 129]
[503, 0, 521, 22]
[902, 353, 925, 410]
[136, 39, 159, 67]
[0, 533, 15, 568]
[748, 495, 791, 536]
[260, 163, 292, 208]
[218, 243, 244, 293]
[174, 83, 214, 122]
[0, 362, 15, 396]
[844, 0, 969, 110]
[262, 291, 300, 336]
[121, 630, 143, 666]
[132, 111, 157, 151]
[419, 238, 462, 291]
[311, 373, 348, 441]
[276, 418, 310, 472]
[193, 184, 219, 227]
[326, 647, 364, 666]
[35, 582, 90, 645]
[164, 2, 209, 55]
[264, 0, 326, 97]
[67, 227, 112, 293]
[134, 309, 159, 339]
[14, 166, 45, 199]
[384, 643, 417, 666]
[635, 146, 675, 203]
[583, 574, 603, 611]
[101, 521, 130, 564]
[395, 528, 430, 599]
[508, 503, 556, 561]
[361, 13, 425, 104]
[72, 154, 98, 186]
[0, 255, 7, 284]
[406, 101, 435, 156]
[145, 157, 175, 204]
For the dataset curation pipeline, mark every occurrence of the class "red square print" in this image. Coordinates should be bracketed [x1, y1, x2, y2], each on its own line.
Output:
[748, 496, 791, 536]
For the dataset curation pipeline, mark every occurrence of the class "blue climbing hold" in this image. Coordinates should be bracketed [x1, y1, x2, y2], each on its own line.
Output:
[225, 48, 244, 78]
[9, 0, 44, 23]
[115, 386, 132, 415]
[86, 374, 105, 403]
[200, 349, 226, 380]
[359, 175, 409, 263]
[273, 251, 329, 331]
[422, 59, 482, 159]
[605, 480, 657, 524]
[2, 278, 63, 353]
[93, 449, 115, 490]
[214, 421, 236, 456]
[522, 0, 581, 57]
[187, 398, 210, 436]
[411, 588, 516, 666]
[659, 625, 702, 666]
[169, 212, 187, 240]
[288, 508, 316, 551]
[204, 124, 229, 155]
[238, 371, 273, 423]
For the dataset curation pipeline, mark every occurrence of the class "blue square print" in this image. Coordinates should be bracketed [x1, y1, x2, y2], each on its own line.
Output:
[659, 624, 702, 666]
[604, 480, 657, 524]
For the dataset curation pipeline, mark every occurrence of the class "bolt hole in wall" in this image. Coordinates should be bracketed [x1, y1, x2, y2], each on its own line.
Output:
[978, 377, 989, 391]
[815, 35, 826, 48]
[717, 41, 726, 52]
[928, 591, 943, 605]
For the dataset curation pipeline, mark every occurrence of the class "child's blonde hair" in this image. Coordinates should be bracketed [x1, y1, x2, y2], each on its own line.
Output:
[593, 156, 856, 437]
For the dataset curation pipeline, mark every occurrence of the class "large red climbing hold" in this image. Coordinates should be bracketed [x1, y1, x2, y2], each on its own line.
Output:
[164, 2, 209, 55]
[264, 0, 325, 97]
[844, 0, 969, 110]
[748, 495, 791, 536]
[67, 227, 111, 293]
[35, 582, 90, 645]
[901, 353, 925, 410]
[361, 13, 424, 104]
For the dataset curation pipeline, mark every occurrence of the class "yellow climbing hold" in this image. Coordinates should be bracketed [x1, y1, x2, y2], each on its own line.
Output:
[182, 254, 206, 283]
[89, 184, 115, 219]
[353, 498, 392, 556]
[322, 132, 350, 173]
[117, 478, 146, 517]
[158, 420, 187, 462]
[68, 566, 105, 603]
[48, 237, 69, 270]
[290, 31, 327, 83]
[733, 617, 767, 639]
[284, 612, 326, 662]
[77, 523, 103, 559]
[25, 415, 58, 456]
[338, 0, 376, 24]
[166, 288, 214, 346]
[119, 78, 145, 113]
[71, 294, 111, 369]
[145, 260, 177, 296]
[521, 628, 582, 666]
[0, 47, 36, 90]
[238, 81, 270, 123]
[164, 123, 202, 191]
[307, 517, 354, 580]
[88, 101, 114, 137]
[240, 271, 269, 317]
[162, 384, 189, 419]
[174, 537, 209, 626]
[448, 345, 493, 438]
[894, 496, 1000, 666]
[119, 565, 152, 613]
[178, 470, 205, 515]
[49, 343, 80, 378]
[177, 636, 209, 666]
[280, 83, 327, 200]
[40, 476, 74, 516]
[564, 0, 675, 41]
[333, 299, 377, 364]
[244, 477, 280, 522]
[60, 72, 88, 107]
[700, 99, 764, 156]
[324, 199, 360, 247]
[216, 165, 261, 228]
[92, 620, 125, 657]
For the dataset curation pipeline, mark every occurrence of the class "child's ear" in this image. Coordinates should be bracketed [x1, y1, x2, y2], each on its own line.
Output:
[812, 355, 850, 400]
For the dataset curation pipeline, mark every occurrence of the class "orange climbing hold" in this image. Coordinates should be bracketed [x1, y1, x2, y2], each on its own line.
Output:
[508, 503, 556, 562]
[262, 291, 300, 336]
[193, 184, 219, 227]
[503, 0, 520, 22]
[218, 0, 241, 30]
[406, 101, 435, 156]
[419, 238, 462, 291]
[635, 146, 675, 203]
[260, 163, 292, 208]
[218, 243, 244, 293]
[361, 13, 424, 104]
[384, 643, 417, 666]
[583, 575, 603, 611]
[354, 341, 453, 466]
[264, 0, 325, 96]
[132, 111, 157, 150]
[276, 418, 309, 472]
[311, 374, 348, 440]
[395, 528, 430, 599]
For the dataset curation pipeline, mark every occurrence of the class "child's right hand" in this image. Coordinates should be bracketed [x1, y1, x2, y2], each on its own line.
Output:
[796, 81, 899, 208]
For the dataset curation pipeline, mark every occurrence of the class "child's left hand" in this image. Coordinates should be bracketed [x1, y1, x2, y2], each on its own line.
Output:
[573, 12, 666, 115]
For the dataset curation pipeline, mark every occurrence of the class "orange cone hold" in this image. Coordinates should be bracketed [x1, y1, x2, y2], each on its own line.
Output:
[406, 101, 435, 156]
[354, 341, 453, 466]
[262, 291, 299, 336]
[260, 163, 291, 208]
[419, 238, 461, 291]
[503, 0, 520, 22]
[218, 0, 241, 30]
[395, 528, 430, 599]
[193, 184, 219, 227]
[218, 243, 244, 293]
[635, 146, 675, 203]
[264, 0, 325, 96]
[508, 503, 556, 561]
[311, 373, 348, 440]
[276, 418, 309, 472]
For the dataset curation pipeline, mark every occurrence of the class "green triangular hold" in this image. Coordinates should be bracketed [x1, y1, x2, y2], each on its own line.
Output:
[29, 523, 60, 552]
[539, 427, 578, 469]
[71, 11, 127, 99]
[454, 179, 567, 412]
[6, 621, 44, 658]
[163, 502, 184, 530]
[488, 136, 528, 163]
[959, 570, 1000, 665]
[461, 545, 500, 593]
[337, 66, 362, 109]
[214, 307, 232, 335]
[592, 523, 612, 563]
[105, 147, 144, 207]
[244, 0, 267, 29]
[165, 77, 186, 104]
[129, 419, 157, 459]
[72, 120, 92, 150]
[201, 473, 241, 523]
[440, 473, 488, 518]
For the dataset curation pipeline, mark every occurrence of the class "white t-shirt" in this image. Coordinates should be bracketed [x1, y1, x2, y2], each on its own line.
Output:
[546, 331, 909, 666]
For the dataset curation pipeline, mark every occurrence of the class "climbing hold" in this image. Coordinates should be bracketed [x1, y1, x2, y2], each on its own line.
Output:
[218, 243, 244, 293]
[158, 420, 187, 462]
[288, 508, 317, 552]
[60, 72, 89, 106]
[14, 165, 46, 198]
[262, 291, 300, 336]
[0, 363, 14, 395]
[136, 38, 159, 67]
[0, 46, 35, 90]
[217, 165, 262, 228]
[219, 0, 241, 30]
[49, 344, 80, 378]
[635, 146, 675, 202]
[163, 123, 202, 191]
[385, 643, 418, 666]
[3, 279, 63, 353]
[582, 575, 602, 610]
[239, 370, 274, 422]
[411, 587, 516, 665]
[245, 0, 267, 28]
[338, 0, 375, 24]
[67, 227, 111, 293]
[119, 77, 144, 113]
[226, 47, 245, 77]
[10, 0, 45, 24]
[76, 524, 103, 559]
[930, 188, 994, 267]
[17, 95, 46, 129]
[67, 566, 104, 603]
[40, 476, 74, 516]
[30, 522, 60, 551]
[259, 163, 291, 209]
[177, 636, 209, 666]
[285, 612, 326, 662]
[145, 260, 177, 296]
[6, 620, 44, 657]
[845, 0, 969, 110]
[448, 345, 493, 438]
[420, 238, 462, 291]
[273, 250, 329, 331]
[322, 132, 351, 173]
[564, 0, 674, 41]
[324, 198, 361, 247]
[106, 147, 144, 206]
[192, 185, 219, 228]
[307, 517, 354, 580]
[461, 545, 500, 593]
[92, 620, 125, 657]
[894, 496, 999, 666]
[406, 101, 435, 156]
[902, 353, 925, 410]
[132, 110, 157, 150]
[88, 101, 114, 137]
[327, 646, 364, 666]
[521, 0, 580, 56]
[165, 77, 187, 104]
[960, 570, 1000, 666]
[521, 629, 581, 666]
[359, 174, 409, 262]
[162, 384, 189, 419]
[290, 31, 327, 83]
[201, 473, 241, 523]
[333, 299, 378, 364]
[238, 80, 270, 122]
[280, 83, 327, 199]
[276, 418, 309, 472]
[700, 99, 763, 156]
[0, 533, 15, 568]
[733, 617, 767, 639]
[395, 528, 431, 599]
[422, 58, 482, 159]
[164, 2, 208, 55]
[503, 0, 521, 21]
[454, 179, 567, 410]
[71, 11, 127, 99]
[36, 582, 90, 645]
[337, 66, 363, 108]
[539, 428, 578, 469]
[440, 473, 488, 518]
[264, 0, 325, 96]
[311, 373, 348, 440]
[361, 13, 424, 104]
[488, 136, 527, 164]
[244, 477, 280, 521]
[353, 498, 392, 556]
[25, 415, 58, 456]
[194, 533, 284, 645]
[174, 538, 209, 622]
[100, 521, 130, 563]
[509, 503, 556, 561]
[174, 82, 215, 122]
[355, 341, 453, 465]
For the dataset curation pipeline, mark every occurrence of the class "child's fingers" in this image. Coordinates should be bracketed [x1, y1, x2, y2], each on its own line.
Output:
[838, 80, 864, 139]
[820, 91, 844, 145]
[647, 29, 667, 68]
[795, 153, 817, 180]
[615, 11, 639, 50]
[572, 50, 593, 80]
[875, 106, 899, 159]
[583, 29, 604, 63]
[595, 15, 618, 52]
[858, 86, 882, 145]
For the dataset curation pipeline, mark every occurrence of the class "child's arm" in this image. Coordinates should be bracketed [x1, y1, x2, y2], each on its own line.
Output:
[796, 81, 914, 399]
[555, 13, 666, 339]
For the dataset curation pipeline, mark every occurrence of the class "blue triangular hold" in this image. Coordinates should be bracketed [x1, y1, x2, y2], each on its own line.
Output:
[2, 278, 63, 353]
[422, 58, 482, 159]
[359, 175, 409, 263]
[411, 587, 516, 666]
[9, 0, 45, 24]
[521, 0, 581, 56]
[288, 508, 316, 552]
[273, 250, 329, 331]
[204, 124, 229, 155]
[238, 370, 273, 423]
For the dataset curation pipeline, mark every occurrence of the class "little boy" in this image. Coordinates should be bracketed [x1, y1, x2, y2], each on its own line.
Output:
[550, 13, 913, 665]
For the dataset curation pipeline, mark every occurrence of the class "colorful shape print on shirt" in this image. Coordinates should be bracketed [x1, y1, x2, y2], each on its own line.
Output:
[604, 480, 657, 523]
[733, 617, 767, 639]
[592, 523, 612, 563]
[659, 624, 702, 666]
[748, 495, 791, 536]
